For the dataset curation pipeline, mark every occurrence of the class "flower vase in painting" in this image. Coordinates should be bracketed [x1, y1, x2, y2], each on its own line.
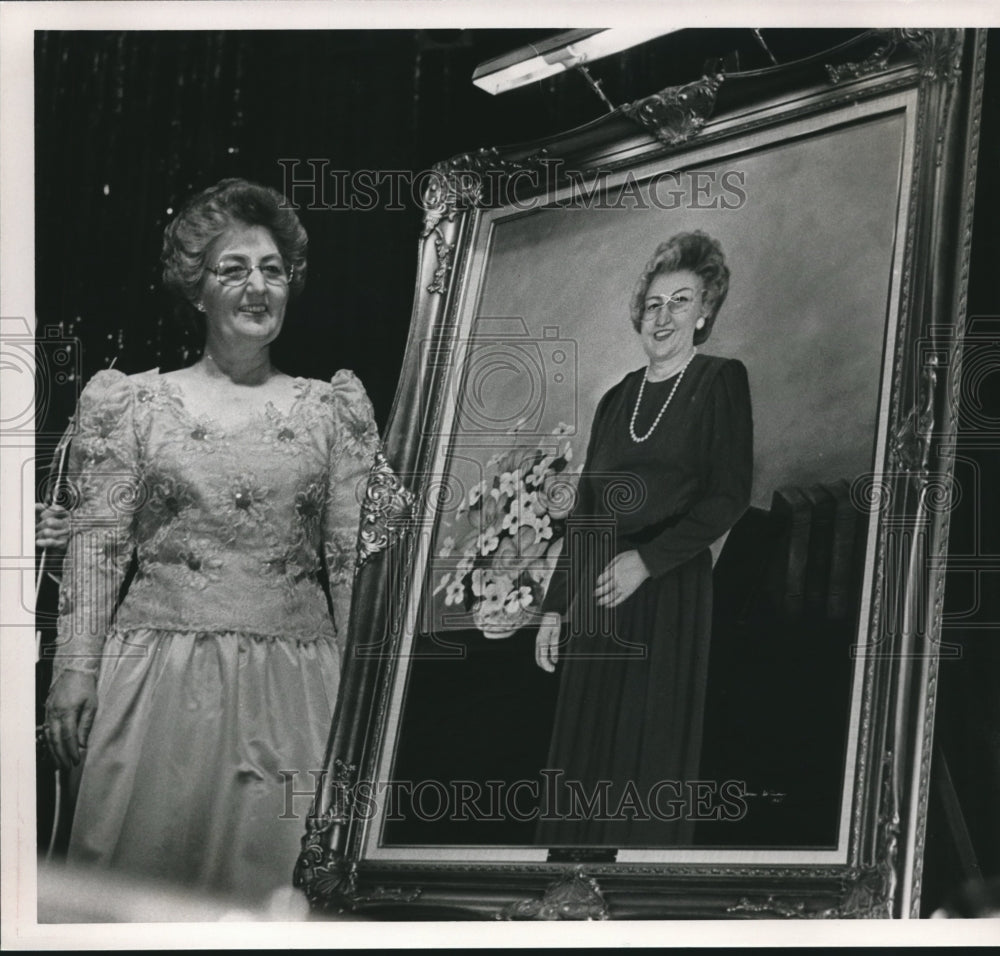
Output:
[434, 426, 578, 639]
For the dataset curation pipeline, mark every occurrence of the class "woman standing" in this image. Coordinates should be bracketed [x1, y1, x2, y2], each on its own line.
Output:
[534, 231, 753, 847]
[43, 178, 397, 904]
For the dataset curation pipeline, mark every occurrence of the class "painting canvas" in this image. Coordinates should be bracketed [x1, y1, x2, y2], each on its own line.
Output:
[369, 104, 907, 855]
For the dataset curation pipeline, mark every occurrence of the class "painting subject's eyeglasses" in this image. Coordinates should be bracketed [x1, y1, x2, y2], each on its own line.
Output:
[207, 256, 293, 287]
[643, 291, 697, 319]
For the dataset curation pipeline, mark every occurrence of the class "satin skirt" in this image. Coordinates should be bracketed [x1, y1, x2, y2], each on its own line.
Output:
[66, 628, 340, 907]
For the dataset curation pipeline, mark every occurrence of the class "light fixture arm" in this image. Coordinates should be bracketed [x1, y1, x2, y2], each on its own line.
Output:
[575, 65, 616, 113]
[753, 28, 779, 66]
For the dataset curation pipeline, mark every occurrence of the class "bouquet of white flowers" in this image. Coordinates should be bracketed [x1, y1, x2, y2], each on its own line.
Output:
[434, 426, 579, 639]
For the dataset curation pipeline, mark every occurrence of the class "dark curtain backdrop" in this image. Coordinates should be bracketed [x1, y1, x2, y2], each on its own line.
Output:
[33, 28, 998, 910]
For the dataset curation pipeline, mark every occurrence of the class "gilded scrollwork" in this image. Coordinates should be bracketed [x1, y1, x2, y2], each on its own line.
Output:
[294, 757, 422, 912]
[421, 148, 500, 236]
[294, 841, 359, 908]
[293, 758, 359, 907]
[500, 867, 609, 920]
[295, 841, 422, 913]
[357, 450, 416, 568]
[420, 148, 549, 295]
[621, 74, 724, 146]
[897, 28, 965, 83]
[890, 355, 938, 481]
[826, 750, 900, 919]
[727, 895, 810, 918]
[427, 230, 455, 296]
[827, 29, 965, 86]
[825, 38, 894, 84]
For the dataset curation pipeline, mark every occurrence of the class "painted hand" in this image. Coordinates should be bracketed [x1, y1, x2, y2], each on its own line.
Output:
[534, 611, 562, 673]
[594, 550, 650, 608]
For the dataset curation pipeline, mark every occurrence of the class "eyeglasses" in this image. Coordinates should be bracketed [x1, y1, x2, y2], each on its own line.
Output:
[642, 290, 699, 320]
[207, 256, 293, 287]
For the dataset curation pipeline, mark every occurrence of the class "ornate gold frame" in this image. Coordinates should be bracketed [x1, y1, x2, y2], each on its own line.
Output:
[297, 29, 986, 920]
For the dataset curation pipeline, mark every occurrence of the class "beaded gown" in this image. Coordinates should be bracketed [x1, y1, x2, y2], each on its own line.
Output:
[537, 354, 753, 847]
[52, 366, 380, 905]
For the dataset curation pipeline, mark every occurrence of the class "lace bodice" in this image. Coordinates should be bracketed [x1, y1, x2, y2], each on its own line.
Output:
[53, 367, 381, 684]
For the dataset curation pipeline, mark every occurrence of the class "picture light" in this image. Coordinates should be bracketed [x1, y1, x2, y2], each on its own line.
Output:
[472, 28, 676, 97]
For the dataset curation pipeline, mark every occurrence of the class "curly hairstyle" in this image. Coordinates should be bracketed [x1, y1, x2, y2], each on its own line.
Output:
[629, 231, 730, 344]
[161, 178, 308, 309]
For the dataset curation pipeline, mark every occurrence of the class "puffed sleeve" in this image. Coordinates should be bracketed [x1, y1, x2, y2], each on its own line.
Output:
[51, 370, 139, 685]
[635, 358, 753, 577]
[322, 370, 382, 640]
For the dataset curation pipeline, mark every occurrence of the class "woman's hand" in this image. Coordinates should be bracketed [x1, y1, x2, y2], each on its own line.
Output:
[594, 550, 650, 607]
[44, 671, 98, 769]
[535, 611, 563, 673]
[35, 503, 70, 551]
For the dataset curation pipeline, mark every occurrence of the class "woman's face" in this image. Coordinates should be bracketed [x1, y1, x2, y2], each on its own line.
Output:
[198, 223, 290, 350]
[638, 268, 707, 365]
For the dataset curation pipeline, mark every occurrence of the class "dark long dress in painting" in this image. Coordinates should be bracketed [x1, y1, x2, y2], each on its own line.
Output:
[537, 353, 753, 847]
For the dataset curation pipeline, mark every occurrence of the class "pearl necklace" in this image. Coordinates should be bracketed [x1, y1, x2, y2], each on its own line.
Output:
[629, 349, 697, 443]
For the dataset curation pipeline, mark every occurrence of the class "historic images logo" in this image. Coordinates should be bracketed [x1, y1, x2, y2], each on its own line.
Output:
[277, 158, 748, 214]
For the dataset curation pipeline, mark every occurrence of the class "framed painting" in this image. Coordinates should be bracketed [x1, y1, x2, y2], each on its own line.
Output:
[296, 28, 986, 919]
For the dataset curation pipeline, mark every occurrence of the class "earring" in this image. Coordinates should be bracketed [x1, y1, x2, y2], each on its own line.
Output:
[696, 316, 705, 330]
[195, 302, 206, 313]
